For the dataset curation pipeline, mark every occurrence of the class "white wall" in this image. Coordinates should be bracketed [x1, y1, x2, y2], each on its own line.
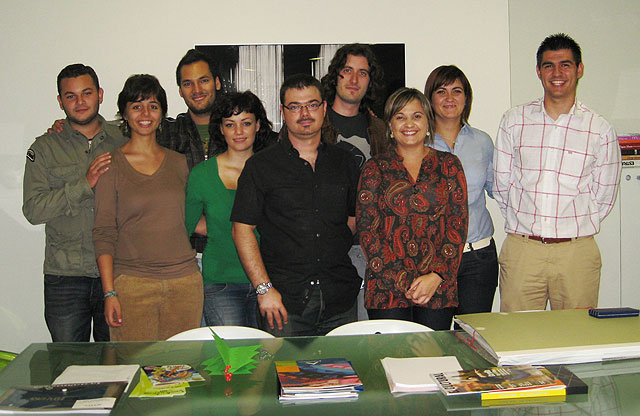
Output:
[1, 0, 511, 352]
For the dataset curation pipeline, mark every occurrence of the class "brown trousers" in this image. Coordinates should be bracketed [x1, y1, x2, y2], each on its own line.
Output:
[499, 234, 601, 312]
[110, 272, 203, 341]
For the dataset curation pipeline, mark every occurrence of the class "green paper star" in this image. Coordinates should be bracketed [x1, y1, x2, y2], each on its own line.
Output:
[201, 330, 261, 376]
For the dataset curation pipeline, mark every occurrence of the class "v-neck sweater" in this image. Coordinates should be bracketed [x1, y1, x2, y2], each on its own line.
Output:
[93, 148, 198, 279]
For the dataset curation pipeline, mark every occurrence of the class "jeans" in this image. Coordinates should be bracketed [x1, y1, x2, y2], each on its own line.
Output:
[44, 275, 109, 342]
[456, 238, 499, 315]
[203, 283, 258, 328]
[260, 286, 357, 337]
[367, 306, 455, 331]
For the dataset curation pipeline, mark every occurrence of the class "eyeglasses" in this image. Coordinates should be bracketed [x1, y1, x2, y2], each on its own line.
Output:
[282, 101, 323, 112]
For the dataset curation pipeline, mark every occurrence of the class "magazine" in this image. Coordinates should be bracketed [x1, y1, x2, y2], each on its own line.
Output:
[142, 365, 204, 387]
[431, 365, 566, 399]
[0, 382, 126, 414]
[275, 358, 363, 401]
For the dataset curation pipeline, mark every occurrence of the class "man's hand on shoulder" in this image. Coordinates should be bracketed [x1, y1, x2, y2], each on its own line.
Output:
[86, 152, 112, 188]
[258, 287, 288, 331]
[45, 119, 65, 135]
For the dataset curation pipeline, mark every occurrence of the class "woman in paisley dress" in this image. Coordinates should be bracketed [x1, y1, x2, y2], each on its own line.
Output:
[356, 87, 468, 330]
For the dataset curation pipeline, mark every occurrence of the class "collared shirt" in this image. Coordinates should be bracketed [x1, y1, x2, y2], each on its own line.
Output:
[23, 116, 127, 276]
[493, 98, 621, 238]
[157, 112, 211, 171]
[430, 124, 494, 243]
[230, 131, 361, 316]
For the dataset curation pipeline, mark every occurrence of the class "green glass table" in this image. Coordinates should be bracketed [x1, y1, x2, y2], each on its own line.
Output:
[1, 331, 639, 415]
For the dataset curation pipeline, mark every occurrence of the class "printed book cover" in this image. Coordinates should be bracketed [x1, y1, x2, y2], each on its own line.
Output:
[142, 365, 205, 387]
[275, 358, 363, 401]
[0, 382, 126, 413]
[431, 365, 564, 397]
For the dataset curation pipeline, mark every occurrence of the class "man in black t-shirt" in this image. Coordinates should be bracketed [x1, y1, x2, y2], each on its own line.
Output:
[320, 44, 387, 320]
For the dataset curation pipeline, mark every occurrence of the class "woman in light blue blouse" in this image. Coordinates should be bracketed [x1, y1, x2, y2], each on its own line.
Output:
[424, 65, 498, 316]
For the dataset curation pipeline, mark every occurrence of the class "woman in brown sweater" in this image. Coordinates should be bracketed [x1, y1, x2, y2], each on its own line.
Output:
[93, 74, 202, 341]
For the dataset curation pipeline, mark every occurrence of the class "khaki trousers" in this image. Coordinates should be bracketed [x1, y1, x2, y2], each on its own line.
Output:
[499, 234, 601, 312]
[110, 271, 204, 341]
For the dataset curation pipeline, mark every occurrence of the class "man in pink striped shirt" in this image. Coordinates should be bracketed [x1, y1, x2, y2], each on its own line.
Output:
[493, 33, 621, 312]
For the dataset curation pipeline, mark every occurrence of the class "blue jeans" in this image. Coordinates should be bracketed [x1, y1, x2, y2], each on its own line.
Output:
[456, 239, 499, 315]
[44, 275, 109, 342]
[260, 286, 357, 337]
[367, 306, 455, 331]
[203, 283, 258, 328]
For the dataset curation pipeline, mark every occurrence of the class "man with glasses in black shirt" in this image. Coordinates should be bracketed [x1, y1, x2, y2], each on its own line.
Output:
[231, 74, 360, 336]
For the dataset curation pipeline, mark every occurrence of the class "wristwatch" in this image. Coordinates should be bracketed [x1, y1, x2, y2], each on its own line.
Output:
[255, 282, 272, 295]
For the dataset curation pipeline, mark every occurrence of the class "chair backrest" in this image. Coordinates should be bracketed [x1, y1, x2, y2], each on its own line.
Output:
[167, 326, 275, 341]
[325, 319, 433, 336]
[0, 351, 17, 373]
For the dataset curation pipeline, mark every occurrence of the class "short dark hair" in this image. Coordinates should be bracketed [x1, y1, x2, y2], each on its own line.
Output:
[321, 43, 384, 112]
[57, 64, 100, 95]
[536, 33, 582, 68]
[279, 74, 324, 106]
[176, 49, 218, 86]
[208, 91, 274, 156]
[384, 87, 435, 146]
[117, 74, 168, 136]
[424, 65, 473, 125]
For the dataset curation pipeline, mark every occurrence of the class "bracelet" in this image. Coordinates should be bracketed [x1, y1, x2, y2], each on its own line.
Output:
[104, 290, 117, 299]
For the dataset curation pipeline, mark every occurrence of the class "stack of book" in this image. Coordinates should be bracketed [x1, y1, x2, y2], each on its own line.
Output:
[129, 365, 205, 398]
[431, 364, 587, 403]
[454, 309, 640, 366]
[275, 358, 363, 402]
[619, 134, 640, 160]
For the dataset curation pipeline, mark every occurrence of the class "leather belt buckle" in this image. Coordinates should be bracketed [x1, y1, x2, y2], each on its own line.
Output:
[528, 235, 572, 244]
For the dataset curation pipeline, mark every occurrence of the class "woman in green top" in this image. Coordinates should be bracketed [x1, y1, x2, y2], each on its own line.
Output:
[185, 91, 274, 327]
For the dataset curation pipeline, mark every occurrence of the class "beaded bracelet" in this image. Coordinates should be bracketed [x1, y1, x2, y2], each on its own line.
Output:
[104, 290, 117, 299]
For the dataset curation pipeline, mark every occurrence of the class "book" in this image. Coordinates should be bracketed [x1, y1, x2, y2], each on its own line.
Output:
[439, 392, 567, 411]
[454, 309, 640, 366]
[618, 134, 640, 142]
[129, 369, 187, 398]
[431, 365, 565, 399]
[275, 358, 363, 402]
[0, 382, 126, 414]
[142, 365, 204, 387]
[52, 365, 140, 391]
[380, 356, 462, 393]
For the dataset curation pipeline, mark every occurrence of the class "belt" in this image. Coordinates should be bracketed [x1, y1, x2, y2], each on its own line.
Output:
[463, 237, 492, 253]
[526, 235, 573, 244]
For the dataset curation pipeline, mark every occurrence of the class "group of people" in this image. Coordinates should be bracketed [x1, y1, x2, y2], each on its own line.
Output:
[23, 33, 621, 343]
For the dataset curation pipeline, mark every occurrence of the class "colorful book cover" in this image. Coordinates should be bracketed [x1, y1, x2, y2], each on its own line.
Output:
[142, 365, 204, 387]
[275, 358, 363, 401]
[432, 365, 564, 396]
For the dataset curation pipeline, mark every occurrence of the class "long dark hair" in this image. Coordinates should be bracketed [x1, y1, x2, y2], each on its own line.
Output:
[208, 91, 273, 156]
[321, 43, 384, 112]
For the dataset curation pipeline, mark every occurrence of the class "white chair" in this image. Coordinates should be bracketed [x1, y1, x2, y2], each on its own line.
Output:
[326, 319, 433, 336]
[167, 326, 275, 341]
